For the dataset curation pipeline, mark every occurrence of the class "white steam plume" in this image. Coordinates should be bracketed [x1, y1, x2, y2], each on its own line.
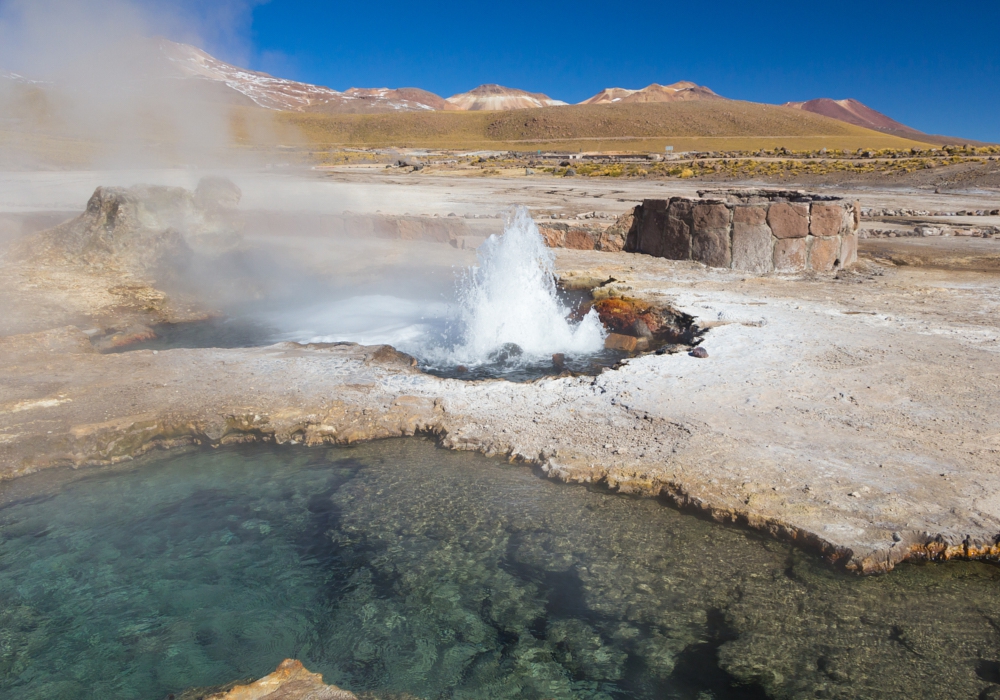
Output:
[0, 0, 277, 168]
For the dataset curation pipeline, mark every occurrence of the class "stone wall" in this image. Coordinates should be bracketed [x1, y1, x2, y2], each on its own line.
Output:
[623, 189, 860, 273]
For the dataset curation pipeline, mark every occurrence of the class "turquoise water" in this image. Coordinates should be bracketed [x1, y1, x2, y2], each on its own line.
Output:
[0, 440, 998, 699]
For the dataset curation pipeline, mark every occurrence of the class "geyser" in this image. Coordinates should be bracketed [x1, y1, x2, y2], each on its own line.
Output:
[419, 205, 606, 370]
[296, 206, 609, 380]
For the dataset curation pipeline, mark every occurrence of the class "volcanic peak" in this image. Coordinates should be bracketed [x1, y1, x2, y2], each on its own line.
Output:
[581, 81, 724, 105]
[445, 84, 568, 111]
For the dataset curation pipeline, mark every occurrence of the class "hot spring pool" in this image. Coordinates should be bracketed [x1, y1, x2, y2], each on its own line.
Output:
[2, 440, 999, 699]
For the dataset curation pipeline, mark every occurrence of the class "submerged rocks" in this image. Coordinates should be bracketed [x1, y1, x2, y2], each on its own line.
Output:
[488, 342, 524, 365]
[202, 659, 356, 699]
[604, 332, 639, 352]
[89, 324, 157, 352]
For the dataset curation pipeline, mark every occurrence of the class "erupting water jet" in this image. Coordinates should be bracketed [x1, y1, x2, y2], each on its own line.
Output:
[419, 206, 606, 373]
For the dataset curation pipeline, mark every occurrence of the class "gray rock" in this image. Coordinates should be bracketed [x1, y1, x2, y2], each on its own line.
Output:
[691, 203, 732, 268]
[631, 319, 653, 339]
[732, 207, 773, 273]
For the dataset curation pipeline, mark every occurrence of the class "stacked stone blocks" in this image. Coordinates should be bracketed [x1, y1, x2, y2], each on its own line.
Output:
[626, 190, 859, 273]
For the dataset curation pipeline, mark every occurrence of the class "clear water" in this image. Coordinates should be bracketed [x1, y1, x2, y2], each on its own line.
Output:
[4, 441, 998, 700]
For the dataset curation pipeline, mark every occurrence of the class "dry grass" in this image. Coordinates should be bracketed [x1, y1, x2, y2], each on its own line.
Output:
[280, 101, 935, 152]
[0, 129, 97, 168]
[0, 98, 949, 169]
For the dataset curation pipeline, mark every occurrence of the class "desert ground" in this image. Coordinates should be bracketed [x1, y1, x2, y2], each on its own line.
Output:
[1, 163, 998, 581]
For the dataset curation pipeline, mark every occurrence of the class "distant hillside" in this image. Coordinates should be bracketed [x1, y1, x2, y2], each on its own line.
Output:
[783, 98, 920, 135]
[445, 84, 567, 111]
[282, 100, 937, 152]
[2, 37, 978, 166]
[159, 39, 447, 114]
[783, 98, 980, 146]
[581, 82, 723, 105]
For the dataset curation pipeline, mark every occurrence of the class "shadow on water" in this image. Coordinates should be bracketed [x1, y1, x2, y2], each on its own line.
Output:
[98, 317, 278, 353]
[1, 439, 1000, 700]
[503, 534, 769, 700]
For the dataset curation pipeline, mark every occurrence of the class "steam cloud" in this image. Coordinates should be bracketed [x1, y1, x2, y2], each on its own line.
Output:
[0, 0, 275, 167]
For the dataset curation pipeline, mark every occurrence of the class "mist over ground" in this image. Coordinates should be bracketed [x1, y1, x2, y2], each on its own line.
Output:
[0, 0, 289, 168]
[0, 0, 488, 357]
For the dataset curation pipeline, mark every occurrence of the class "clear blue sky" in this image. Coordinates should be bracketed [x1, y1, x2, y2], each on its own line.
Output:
[226, 1, 996, 141]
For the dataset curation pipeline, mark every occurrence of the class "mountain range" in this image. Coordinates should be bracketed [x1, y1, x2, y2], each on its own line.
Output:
[1, 38, 977, 150]
[150, 40, 938, 139]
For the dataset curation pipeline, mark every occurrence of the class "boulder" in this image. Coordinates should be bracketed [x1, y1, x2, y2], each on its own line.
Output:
[564, 228, 597, 250]
[538, 226, 565, 247]
[538, 222, 600, 250]
[773, 237, 807, 271]
[767, 202, 809, 239]
[194, 176, 241, 211]
[395, 217, 453, 243]
[605, 333, 638, 352]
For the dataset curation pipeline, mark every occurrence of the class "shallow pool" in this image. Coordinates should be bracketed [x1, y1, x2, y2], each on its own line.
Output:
[0, 440, 997, 699]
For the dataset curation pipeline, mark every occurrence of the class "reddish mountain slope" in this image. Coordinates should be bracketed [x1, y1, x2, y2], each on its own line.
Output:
[782, 97, 984, 146]
[783, 98, 920, 135]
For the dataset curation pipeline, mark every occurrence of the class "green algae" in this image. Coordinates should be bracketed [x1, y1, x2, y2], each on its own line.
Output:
[0, 439, 998, 699]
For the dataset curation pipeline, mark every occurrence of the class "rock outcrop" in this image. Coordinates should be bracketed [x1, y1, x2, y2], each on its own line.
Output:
[621, 189, 859, 273]
[13, 177, 244, 277]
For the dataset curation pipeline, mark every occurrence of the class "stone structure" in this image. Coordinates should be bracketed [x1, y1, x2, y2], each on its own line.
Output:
[623, 189, 860, 273]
